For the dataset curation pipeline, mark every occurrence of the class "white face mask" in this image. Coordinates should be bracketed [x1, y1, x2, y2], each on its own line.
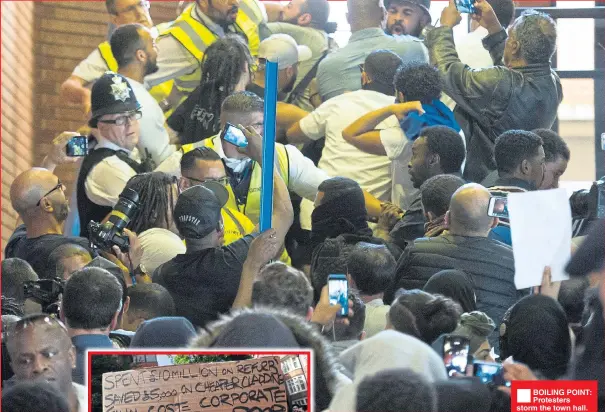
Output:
[223, 157, 251, 174]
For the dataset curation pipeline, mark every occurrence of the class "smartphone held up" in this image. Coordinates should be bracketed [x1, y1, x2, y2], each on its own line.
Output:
[221, 122, 248, 148]
[488, 196, 509, 219]
[454, 0, 477, 14]
[65, 135, 89, 157]
[473, 361, 511, 387]
[443, 335, 470, 377]
[328, 274, 349, 317]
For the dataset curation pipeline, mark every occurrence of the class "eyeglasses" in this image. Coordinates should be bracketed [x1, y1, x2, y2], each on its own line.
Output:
[7, 313, 67, 337]
[185, 176, 230, 187]
[36, 180, 64, 207]
[98, 111, 142, 126]
[115, 0, 150, 15]
[358, 64, 365, 73]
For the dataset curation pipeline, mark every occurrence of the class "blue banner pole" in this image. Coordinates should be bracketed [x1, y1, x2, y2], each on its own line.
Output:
[259, 59, 279, 233]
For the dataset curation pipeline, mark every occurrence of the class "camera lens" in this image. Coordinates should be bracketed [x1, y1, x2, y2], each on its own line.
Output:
[107, 187, 140, 232]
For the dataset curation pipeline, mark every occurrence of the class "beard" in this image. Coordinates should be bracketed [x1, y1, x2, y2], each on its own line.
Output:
[145, 58, 159, 76]
[53, 200, 69, 223]
[281, 73, 297, 94]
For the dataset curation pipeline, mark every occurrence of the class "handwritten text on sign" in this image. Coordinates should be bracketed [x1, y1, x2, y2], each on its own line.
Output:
[102, 356, 288, 412]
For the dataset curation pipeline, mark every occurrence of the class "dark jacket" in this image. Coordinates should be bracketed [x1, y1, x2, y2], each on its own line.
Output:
[426, 27, 563, 183]
[310, 233, 402, 301]
[384, 233, 527, 349]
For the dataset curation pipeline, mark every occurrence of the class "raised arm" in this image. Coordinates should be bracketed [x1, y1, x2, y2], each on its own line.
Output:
[342, 102, 423, 155]
[60, 75, 92, 114]
[239, 125, 294, 243]
[426, 0, 507, 116]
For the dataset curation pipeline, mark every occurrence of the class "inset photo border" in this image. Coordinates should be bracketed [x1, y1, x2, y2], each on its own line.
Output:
[88, 349, 313, 412]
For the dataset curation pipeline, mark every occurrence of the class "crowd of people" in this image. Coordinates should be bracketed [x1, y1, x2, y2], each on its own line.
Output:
[2, 0, 604, 411]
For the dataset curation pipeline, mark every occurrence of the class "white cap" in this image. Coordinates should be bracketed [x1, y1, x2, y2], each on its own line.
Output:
[258, 34, 312, 70]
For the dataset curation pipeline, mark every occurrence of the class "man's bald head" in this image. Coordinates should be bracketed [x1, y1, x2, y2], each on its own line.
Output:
[447, 183, 497, 237]
[10, 168, 68, 223]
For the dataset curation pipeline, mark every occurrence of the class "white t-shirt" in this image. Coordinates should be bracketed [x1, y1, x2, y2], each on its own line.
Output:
[71, 26, 161, 84]
[138, 227, 186, 273]
[379, 126, 417, 210]
[300, 89, 396, 200]
[297, 89, 398, 229]
[126, 77, 176, 165]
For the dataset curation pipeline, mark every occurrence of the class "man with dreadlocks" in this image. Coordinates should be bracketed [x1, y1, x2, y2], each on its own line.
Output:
[123, 172, 185, 273]
[166, 35, 255, 145]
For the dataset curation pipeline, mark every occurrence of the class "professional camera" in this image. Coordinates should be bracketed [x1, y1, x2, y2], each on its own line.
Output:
[569, 179, 605, 220]
[23, 278, 65, 316]
[88, 187, 139, 252]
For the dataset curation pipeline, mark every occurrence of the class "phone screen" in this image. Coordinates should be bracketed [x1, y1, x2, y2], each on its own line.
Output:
[328, 274, 348, 317]
[454, 0, 476, 13]
[473, 361, 511, 387]
[66, 136, 88, 157]
[443, 335, 470, 377]
[488, 196, 509, 219]
[221, 123, 248, 148]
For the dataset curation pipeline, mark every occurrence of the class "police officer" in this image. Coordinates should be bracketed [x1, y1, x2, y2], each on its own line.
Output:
[76, 72, 154, 238]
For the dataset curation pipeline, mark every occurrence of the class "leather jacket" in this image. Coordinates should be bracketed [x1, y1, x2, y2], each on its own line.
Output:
[426, 27, 563, 183]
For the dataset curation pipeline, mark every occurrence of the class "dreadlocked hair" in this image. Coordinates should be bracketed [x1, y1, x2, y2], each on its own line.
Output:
[124, 172, 178, 234]
[198, 34, 254, 132]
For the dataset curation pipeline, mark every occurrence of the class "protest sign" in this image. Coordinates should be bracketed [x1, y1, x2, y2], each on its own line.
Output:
[102, 356, 288, 412]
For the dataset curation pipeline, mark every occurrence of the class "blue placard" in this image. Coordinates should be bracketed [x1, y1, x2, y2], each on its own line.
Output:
[259, 60, 279, 233]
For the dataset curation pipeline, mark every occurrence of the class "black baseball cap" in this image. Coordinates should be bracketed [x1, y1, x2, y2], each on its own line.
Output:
[566, 219, 605, 277]
[173, 182, 229, 239]
[89, 72, 140, 128]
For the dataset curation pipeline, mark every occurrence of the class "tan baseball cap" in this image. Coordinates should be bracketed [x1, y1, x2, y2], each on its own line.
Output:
[258, 34, 312, 70]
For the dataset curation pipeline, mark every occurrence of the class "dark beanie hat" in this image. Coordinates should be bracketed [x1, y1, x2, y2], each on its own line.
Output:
[130, 317, 197, 348]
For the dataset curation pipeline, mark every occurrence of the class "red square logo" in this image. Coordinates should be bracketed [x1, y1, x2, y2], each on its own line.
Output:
[511, 381, 598, 412]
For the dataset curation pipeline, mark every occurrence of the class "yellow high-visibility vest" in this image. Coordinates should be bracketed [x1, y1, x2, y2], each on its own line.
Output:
[183, 136, 290, 224]
[180, 142, 291, 264]
[97, 22, 175, 110]
[159, 0, 263, 107]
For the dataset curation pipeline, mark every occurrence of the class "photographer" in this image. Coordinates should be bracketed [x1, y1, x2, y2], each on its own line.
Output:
[6, 133, 94, 279]
[1, 258, 39, 317]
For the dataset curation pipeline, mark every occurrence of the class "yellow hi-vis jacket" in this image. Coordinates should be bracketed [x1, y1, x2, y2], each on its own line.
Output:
[182, 137, 291, 264]
[97, 22, 174, 111]
[157, 0, 263, 108]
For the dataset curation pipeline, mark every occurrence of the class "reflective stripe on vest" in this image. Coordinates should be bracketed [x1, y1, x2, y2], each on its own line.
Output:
[182, 137, 290, 224]
[97, 22, 176, 113]
[161, 2, 261, 97]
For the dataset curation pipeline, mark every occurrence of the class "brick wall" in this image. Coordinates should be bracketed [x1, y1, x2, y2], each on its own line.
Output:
[1, 1, 179, 255]
[1, 2, 35, 254]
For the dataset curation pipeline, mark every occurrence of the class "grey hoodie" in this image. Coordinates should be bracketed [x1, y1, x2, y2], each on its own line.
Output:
[329, 330, 448, 412]
[191, 306, 352, 411]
